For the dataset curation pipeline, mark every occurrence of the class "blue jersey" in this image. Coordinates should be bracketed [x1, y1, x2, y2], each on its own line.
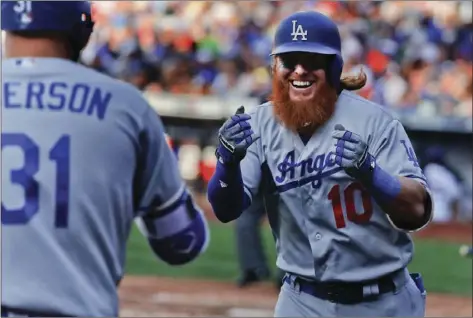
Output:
[1, 58, 187, 316]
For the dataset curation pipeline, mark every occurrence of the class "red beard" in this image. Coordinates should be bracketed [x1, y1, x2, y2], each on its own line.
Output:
[271, 72, 338, 134]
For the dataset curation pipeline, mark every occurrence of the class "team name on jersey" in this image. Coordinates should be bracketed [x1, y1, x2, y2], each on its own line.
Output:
[274, 150, 343, 193]
[3, 81, 111, 120]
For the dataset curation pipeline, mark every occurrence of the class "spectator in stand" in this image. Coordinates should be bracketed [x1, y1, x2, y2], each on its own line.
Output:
[80, 1, 471, 120]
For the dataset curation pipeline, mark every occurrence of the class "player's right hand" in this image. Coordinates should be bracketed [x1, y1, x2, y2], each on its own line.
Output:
[216, 106, 259, 165]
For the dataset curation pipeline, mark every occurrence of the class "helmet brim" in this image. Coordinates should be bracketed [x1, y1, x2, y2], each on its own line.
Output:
[270, 42, 340, 56]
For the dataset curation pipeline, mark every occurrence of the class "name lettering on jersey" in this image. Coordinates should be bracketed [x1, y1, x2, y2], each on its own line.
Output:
[3, 81, 111, 120]
[291, 20, 308, 41]
[400, 140, 419, 167]
[275, 150, 343, 192]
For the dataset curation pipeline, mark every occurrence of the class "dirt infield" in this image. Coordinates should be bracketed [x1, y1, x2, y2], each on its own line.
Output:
[413, 222, 472, 244]
[119, 276, 472, 317]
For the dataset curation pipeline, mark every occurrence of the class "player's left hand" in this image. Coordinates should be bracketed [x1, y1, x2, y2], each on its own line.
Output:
[331, 124, 374, 178]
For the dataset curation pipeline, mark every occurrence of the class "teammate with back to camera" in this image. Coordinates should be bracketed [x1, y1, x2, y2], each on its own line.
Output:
[207, 11, 433, 317]
[1, 1, 209, 317]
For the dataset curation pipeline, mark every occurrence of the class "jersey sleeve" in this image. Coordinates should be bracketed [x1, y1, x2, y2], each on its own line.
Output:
[239, 113, 263, 204]
[134, 106, 185, 216]
[371, 119, 426, 184]
[371, 119, 433, 231]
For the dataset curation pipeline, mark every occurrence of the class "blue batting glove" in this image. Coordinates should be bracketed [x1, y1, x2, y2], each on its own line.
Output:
[331, 124, 374, 178]
[216, 106, 260, 165]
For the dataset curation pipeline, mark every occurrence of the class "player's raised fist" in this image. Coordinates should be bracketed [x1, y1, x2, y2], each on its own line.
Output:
[331, 124, 374, 178]
[216, 106, 260, 165]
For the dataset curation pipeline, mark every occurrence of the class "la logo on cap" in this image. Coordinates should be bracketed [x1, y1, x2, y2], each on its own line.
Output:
[291, 20, 307, 41]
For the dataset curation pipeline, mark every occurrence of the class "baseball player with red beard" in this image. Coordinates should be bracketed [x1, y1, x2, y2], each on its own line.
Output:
[207, 11, 433, 317]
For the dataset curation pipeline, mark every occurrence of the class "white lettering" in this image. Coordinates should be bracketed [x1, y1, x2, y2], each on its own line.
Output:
[291, 20, 308, 41]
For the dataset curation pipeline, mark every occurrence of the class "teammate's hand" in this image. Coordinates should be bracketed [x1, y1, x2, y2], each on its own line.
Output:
[216, 106, 259, 165]
[331, 124, 374, 178]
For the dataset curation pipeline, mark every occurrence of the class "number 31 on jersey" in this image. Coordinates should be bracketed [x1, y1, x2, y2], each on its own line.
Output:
[2, 133, 71, 228]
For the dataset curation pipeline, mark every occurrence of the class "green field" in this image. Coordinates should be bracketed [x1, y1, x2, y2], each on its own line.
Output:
[126, 223, 472, 296]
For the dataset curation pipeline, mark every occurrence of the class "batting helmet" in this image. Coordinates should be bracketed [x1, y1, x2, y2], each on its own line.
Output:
[1, 1, 94, 60]
[270, 11, 343, 89]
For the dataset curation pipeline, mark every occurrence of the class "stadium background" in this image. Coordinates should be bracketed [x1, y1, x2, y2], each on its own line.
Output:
[8, 1, 472, 316]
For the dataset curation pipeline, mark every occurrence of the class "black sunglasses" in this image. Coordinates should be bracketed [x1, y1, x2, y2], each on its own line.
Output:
[278, 52, 331, 71]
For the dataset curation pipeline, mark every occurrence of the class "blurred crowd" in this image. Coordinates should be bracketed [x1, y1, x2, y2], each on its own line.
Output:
[81, 1, 472, 118]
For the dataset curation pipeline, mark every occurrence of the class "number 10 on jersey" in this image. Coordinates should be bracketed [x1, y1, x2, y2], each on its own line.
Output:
[2, 133, 70, 228]
[328, 182, 373, 228]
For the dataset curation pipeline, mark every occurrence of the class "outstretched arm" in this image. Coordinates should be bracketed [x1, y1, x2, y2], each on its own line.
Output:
[207, 161, 252, 223]
[135, 107, 209, 264]
[207, 106, 261, 223]
[136, 190, 210, 265]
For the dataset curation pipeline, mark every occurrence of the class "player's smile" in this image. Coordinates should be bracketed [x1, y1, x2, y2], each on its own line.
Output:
[288, 78, 318, 101]
[277, 52, 328, 102]
[290, 80, 314, 89]
[288, 71, 323, 102]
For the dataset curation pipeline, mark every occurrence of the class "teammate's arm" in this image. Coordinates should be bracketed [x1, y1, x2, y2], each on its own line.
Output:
[134, 107, 209, 265]
[207, 107, 261, 223]
[332, 121, 432, 231]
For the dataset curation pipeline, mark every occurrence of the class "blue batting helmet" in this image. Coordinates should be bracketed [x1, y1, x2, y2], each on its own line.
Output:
[1, 1, 94, 59]
[271, 11, 343, 89]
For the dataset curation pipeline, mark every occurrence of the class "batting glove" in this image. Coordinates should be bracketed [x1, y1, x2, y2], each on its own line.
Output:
[331, 124, 375, 178]
[216, 106, 259, 165]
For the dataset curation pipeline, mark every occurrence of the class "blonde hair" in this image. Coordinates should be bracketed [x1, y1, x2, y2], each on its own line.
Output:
[340, 69, 367, 91]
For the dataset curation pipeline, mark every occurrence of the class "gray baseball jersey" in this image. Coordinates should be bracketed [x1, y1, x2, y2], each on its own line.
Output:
[241, 90, 428, 282]
[2, 58, 185, 316]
